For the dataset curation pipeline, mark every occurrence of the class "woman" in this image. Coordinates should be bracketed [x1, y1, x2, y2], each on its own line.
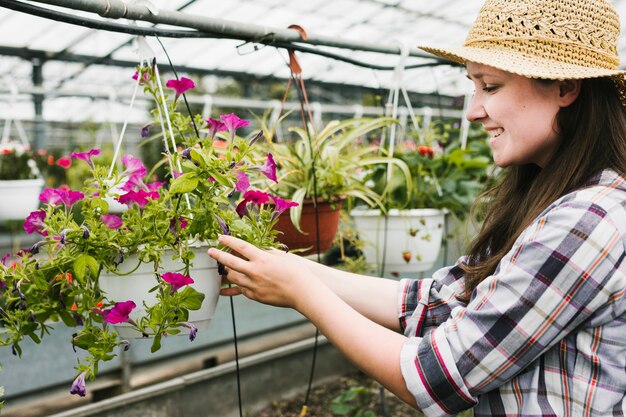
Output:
[209, 0, 626, 415]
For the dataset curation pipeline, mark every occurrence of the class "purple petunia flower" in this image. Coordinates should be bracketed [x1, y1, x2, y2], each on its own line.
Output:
[260, 153, 277, 183]
[220, 113, 250, 139]
[100, 214, 123, 230]
[181, 322, 197, 341]
[235, 170, 250, 193]
[215, 215, 230, 236]
[71, 148, 101, 170]
[161, 272, 194, 294]
[23, 210, 47, 235]
[166, 77, 195, 100]
[206, 118, 227, 139]
[1, 253, 9, 266]
[140, 123, 152, 138]
[70, 371, 87, 397]
[145, 181, 164, 193]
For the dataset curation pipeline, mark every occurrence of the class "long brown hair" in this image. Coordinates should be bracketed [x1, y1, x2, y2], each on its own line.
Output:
[461, 77, 626, 300]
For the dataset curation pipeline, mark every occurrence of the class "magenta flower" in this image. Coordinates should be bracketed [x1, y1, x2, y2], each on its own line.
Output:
[206, 118, 227, 139]
[116, 189, 159, 208]
[235, 190, 271, 218]
[100, 214, 123, 230]
[161, 272, 194, 293]
[69, 371, 87, 397]
[131, 71, 149, 83]
[260, 153, 277, 183]
[166, 77, 195, 100]
[39, 188, 84, 207]
[101, 300, 136, 324]
[120, 154, 147, 191]
[235, 170, 250, 193]
[1, 253, 9, 266]
[272, 196, 299, 216]
[145, 181, 164, 193]
[71, 148, 101, 170]
[220, 113, 250, 138]
[179, 217, 188, 229]
[23, 210, 47, 235]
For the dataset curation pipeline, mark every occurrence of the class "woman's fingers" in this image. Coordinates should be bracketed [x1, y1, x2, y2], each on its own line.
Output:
[208, 246, 249, 275]
[217, 235, 263, 260]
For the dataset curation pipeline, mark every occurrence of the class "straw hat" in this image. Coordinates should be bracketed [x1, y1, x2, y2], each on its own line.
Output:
[418, 0, 626, 80]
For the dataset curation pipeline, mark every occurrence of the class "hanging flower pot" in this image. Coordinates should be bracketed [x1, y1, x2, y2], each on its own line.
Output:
[0, 178, 44, 221]
[98, 245, 220, 339]
[275, 199, 342, 255]
[350, 208, 445, 273]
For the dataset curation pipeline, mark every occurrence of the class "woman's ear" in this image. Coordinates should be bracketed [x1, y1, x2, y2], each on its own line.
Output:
[557, 79, 581, 107]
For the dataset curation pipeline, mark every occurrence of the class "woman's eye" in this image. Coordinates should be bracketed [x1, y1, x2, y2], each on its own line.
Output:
[482, 85, 498, 92]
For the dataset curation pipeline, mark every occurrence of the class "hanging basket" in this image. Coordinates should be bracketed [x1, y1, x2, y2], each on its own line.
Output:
[98, 245, 220, 339]
[0, 178, 44, 221]
[350, 208, 445, 274]
[275, 199, 342, 256]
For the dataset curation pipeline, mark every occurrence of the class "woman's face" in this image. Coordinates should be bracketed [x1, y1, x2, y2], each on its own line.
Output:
[465, 62, 577, 168]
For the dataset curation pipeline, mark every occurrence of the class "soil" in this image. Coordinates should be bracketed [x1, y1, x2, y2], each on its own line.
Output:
[254, 371, 423, 417]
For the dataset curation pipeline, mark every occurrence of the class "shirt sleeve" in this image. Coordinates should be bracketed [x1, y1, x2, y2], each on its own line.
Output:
[398, 198, 626, 416]
[398, 258, 468, 337]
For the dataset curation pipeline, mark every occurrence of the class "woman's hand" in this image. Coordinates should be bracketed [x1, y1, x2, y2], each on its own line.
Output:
[207, 235, 317, 309]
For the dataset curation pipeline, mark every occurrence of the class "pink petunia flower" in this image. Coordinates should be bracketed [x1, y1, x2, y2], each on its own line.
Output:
[235, 190, 271, 218]
[39, 188, 84, 207]
[116, 189, 159, 208]
[220, 113, 250, 139]
[166, 77, 195, 100]
[100, 300, 136, 324]
[71, 148, 101, 170]
[206, 118, 227, 139]
[235, 170, 250, 193]
[56, 156, 72, 169]
[271, 196, 299, 216]
[161, 272, 194, 294]
[100, 214, 123, 230]
[131, 71, 150, 83]
[23, 210, 48, 235]
[120, 154, 147, 191]
[260, 153, 277, 183]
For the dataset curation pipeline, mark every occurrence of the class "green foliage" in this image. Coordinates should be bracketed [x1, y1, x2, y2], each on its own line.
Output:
[331, 386, 376, 417]
[259, 115, 411, 229]
[367, 121, 493, 219]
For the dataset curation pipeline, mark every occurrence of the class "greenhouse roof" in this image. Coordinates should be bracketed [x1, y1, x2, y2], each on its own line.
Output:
[2, 0, 626, 123]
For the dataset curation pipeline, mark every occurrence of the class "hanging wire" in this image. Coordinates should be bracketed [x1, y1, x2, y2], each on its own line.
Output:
[154, 37, 244, 417]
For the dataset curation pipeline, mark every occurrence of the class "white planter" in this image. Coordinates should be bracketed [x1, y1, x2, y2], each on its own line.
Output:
[0, 178, 44, 221]
[99, 245, 220, 338]
[350, 208, 445, 274]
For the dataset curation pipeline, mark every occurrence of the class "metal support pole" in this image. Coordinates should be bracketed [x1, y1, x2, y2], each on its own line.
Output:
[29, 0, 438, 60]
[31, 57, 46, 149]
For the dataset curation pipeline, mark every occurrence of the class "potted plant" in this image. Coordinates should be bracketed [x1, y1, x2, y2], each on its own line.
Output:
[260, 117, 411, 255]
[0, 66, 295, 398]
[0, 141, 48, 221]
[351, 122, 492, 274]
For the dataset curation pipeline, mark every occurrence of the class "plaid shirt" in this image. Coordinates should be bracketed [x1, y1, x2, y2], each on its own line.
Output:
[398, 169, 626, 417]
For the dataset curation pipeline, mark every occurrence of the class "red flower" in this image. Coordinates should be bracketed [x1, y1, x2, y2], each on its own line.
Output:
[418, 146, 435, 158]
[56, 156, 72, 169]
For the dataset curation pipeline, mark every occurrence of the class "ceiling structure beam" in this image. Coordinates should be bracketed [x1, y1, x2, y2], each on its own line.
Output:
[29, 0, 439, 60]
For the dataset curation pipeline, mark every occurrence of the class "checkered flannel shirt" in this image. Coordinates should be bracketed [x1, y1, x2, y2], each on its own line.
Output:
[398, 169, 626, 417]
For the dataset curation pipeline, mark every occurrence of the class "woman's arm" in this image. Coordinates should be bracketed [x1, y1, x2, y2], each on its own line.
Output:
[208, 235, 418, 408]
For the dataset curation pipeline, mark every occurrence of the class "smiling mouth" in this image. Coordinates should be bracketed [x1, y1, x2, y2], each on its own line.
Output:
[488, 128, 504, 138]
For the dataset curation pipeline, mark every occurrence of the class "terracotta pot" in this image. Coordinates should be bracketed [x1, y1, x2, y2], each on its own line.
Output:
[275, 199, 342, 255]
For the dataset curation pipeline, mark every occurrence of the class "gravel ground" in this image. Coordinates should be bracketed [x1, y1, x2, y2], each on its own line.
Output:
[255, 371, 474, 417]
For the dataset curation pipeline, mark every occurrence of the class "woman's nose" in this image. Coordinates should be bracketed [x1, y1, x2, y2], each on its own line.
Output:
[465, 94, 486, 122]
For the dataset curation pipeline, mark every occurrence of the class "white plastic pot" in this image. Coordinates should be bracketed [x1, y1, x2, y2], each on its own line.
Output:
[98, 245, 220, 338]
[350, 208, 445, 274]
[0, 178, 44, 221]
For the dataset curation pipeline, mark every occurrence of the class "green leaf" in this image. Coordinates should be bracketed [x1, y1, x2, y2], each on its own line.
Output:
[178, 286, 205, 311]
[73, 254, 98, 281]
[151, 334, 162, 353]
[170, 173, 199, 194]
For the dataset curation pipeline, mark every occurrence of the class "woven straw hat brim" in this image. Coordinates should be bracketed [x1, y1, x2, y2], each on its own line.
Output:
[419, 45, 626, 80]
